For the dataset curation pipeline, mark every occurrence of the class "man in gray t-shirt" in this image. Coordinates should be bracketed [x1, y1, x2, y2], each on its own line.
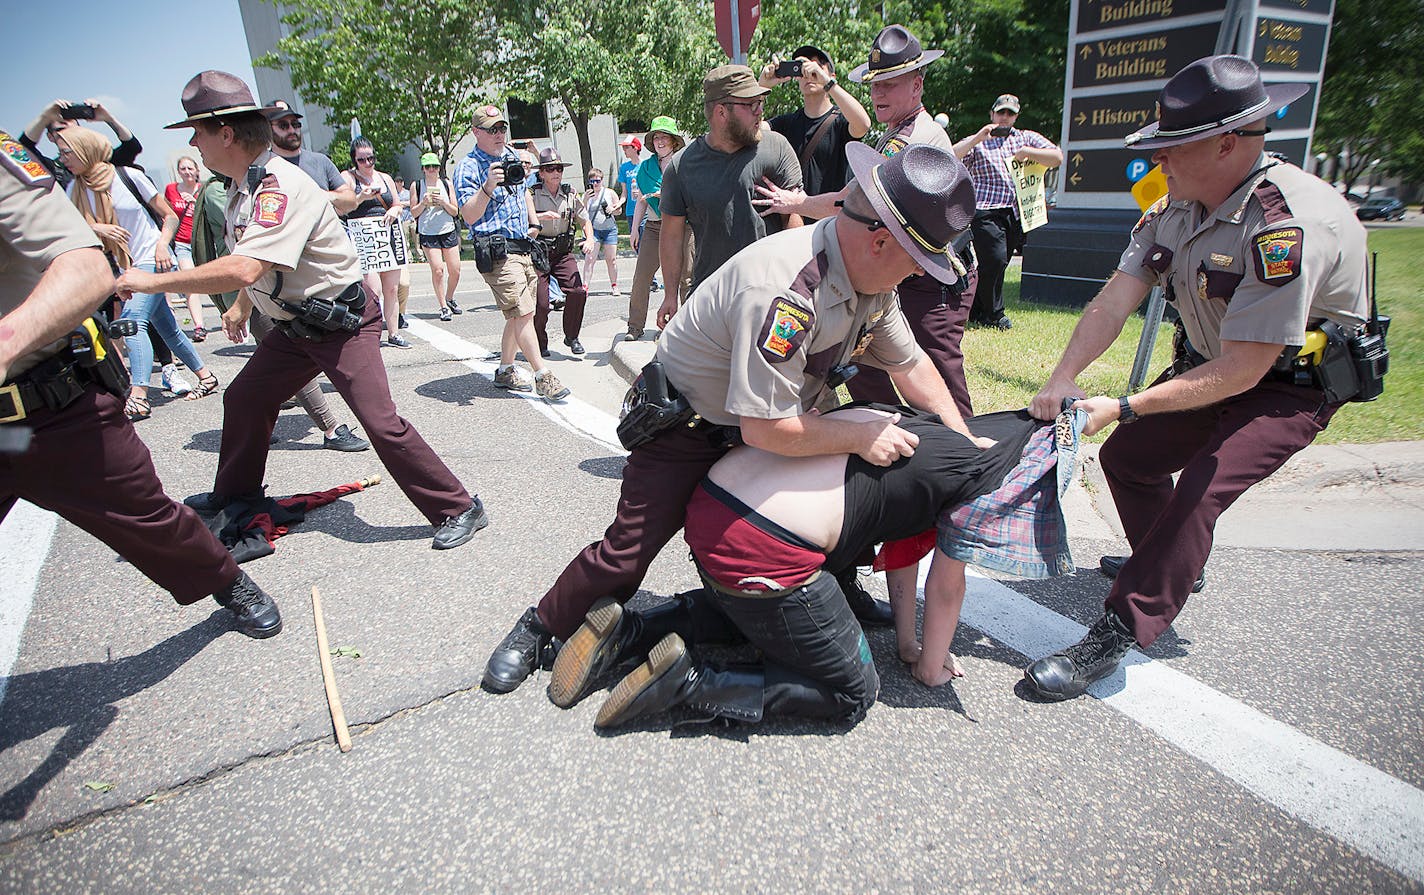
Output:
[266, 100, 356, 214]
[656, 64, 803, 327]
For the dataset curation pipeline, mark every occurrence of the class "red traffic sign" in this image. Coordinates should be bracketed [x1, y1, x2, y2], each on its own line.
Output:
[714, 0, 760, 61]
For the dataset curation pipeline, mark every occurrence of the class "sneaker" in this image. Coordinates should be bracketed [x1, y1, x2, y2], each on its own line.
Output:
[439, 307, 453, 322]
[550, 299, 566, 312]
[539, 348, 552, 359]
[385, 334, 412, 349]
[447, 298, 463, 315]
[625, 329, 644, 342]
[535, 371, 570, 402]
[651, 279, 663, 292]
[398, 314, 410, 329]
[492, 366, 533, 392]
[161, 364, 193, 396]
[323, 424, 370, 452]
[432, 498, 489, 550]
[483, 607, 561, 693]
[1023, 609, 1137, 701]
[994, 315, 1014, 331]
[564, 337, 586, 355]
[213, 571, 283, 639]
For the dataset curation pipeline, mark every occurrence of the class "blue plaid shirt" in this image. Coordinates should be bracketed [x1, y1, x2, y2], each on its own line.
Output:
[962, 128, 1056, 210]
[453, 146, 530, 239]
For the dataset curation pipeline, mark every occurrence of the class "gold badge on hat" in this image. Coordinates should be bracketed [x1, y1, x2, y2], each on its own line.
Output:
[871, 48, 881, 63]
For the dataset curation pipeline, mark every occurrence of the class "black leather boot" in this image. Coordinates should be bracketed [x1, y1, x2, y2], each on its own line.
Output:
[482, 607, 561, 693]
[836, 568, 893, 628]
[548, 595, 692, 708]
[1023, 608, 1137, 701]
[595, 634, 765, 729]
[213, 571, 283, 639]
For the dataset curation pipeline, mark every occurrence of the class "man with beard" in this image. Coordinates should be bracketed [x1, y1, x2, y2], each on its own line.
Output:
[655, 65, 804, 329]
[265, 101, 356, 215]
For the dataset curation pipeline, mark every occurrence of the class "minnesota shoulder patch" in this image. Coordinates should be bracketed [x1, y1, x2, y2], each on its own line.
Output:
[1132, 194, 1170, 234]
[252, 191, 288, 228]
[0, 130, 54, 189]
[1252, 227, 1303, 286]
[758, 298, 813, 365]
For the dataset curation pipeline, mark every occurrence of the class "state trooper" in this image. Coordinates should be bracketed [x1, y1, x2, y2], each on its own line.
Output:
[115, 71, 488, 552]
[0, 124, 281, 638]
[1024, 56, 1372, 700]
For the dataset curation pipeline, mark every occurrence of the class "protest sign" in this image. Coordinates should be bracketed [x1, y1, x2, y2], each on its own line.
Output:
[1011, 159, 1049, 233]
[346, 218, 409, 274]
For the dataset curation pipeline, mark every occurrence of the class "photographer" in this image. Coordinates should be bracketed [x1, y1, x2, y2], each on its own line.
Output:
[531, 149, 596, 357]
[952, 94, 1063, 330]
[22, 98, 142, 188]
[452, 105, 569, 401]
[760, 44, 872, 199]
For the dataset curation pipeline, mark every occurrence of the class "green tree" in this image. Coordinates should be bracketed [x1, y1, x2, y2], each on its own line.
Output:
[1314, 0, 1424, 194]
[496, 0, 717, 173]
[891, 0, 1070, 141]
[746, 3, 884, 121]
[256, 0, 498, 173]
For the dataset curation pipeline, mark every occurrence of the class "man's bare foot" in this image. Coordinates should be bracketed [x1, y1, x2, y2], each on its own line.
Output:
[899, 640, 922, 665]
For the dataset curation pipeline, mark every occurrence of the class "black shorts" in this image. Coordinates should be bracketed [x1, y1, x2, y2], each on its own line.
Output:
[419, 230, 460, 250]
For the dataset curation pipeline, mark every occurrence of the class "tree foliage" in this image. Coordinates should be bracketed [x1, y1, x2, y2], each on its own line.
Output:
[1313, 0, 1424, 193]
[256, 0, 498, 173]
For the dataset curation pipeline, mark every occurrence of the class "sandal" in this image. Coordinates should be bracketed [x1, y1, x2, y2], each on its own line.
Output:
[186, 371, 220, 401]
[124, 393, 151, 422]
[191, 326, 207, 342]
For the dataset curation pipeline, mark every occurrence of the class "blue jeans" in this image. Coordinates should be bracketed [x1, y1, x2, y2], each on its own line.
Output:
[121, 264, 204, 387]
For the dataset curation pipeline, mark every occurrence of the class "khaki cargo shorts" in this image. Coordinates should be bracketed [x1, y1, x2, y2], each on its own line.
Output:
[482, 252, 537, 319]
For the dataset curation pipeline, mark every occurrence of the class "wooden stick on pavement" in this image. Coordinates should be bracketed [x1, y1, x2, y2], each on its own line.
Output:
[311, 586, 352, 753]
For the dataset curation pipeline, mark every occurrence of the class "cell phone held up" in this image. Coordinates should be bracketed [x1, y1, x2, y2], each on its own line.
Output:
[60, 103, 96, 121]
[990, 126, 1012, 138]
[775, 59, 804, 79]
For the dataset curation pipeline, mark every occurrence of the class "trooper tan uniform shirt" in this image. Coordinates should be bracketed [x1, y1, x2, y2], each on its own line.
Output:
[877, 108, 952, 157]
[225, 151, 363, 321]
[0, 134, 102, 378]
[1121, 156, 1368, 360]
[658, 217, 922, 427]
[531, 184, 588, 237]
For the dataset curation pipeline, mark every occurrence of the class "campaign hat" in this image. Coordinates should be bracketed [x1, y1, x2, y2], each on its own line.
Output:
[845, 142, 974, 285]
[849, 25, 943, 84]
[1125, 55, 1308, 149]
[166, 70, 281, 129]
[536, 148, 573, 169]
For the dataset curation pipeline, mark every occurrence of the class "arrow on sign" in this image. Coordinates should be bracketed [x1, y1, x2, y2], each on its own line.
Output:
[1072, 152, 1085, 166]
[1075, 112, 1087, 126]
[1079, 44, 1093, 59]
[1070, 173, 1083, 185]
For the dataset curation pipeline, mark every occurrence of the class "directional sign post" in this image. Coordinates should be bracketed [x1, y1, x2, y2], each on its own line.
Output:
[1021, 0, 1336, 306]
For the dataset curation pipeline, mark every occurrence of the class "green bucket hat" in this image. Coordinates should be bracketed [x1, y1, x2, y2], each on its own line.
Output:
[644, 116, 686, 153]
[419, 152, 440, 167]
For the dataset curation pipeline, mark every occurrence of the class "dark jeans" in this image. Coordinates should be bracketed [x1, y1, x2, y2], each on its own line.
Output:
[1101, 371, 1339, 646]
[969, 208, 1021, 323]
[686, 570, 880, 723]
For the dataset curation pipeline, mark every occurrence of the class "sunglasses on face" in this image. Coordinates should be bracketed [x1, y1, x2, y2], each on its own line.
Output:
[479, 124, 509, 134]
[355, 155, 375, 163]
[589, 178, 602, 183]
[423, 164, 439, 169]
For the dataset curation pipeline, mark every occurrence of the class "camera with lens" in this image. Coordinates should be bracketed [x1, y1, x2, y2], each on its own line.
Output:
[498, 157, 526, 188]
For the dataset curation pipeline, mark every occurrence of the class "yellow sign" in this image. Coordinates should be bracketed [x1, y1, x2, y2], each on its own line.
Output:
[1131, 164, 1168, 211]
[1010, 159, 1049, 232]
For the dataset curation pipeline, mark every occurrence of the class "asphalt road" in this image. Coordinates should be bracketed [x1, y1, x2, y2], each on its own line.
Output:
[1, 260, 1420, 893]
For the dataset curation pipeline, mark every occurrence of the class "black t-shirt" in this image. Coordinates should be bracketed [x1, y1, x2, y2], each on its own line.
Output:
[769, 108, 856, 196]
[824, 407, 1042, 572]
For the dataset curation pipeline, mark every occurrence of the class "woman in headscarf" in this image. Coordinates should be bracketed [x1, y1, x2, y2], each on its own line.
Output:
[61, 127, 219, 421]
[626, 116, 692, 341]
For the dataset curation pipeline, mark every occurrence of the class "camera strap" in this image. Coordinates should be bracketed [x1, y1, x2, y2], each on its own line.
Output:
[799, 110, 842, 172]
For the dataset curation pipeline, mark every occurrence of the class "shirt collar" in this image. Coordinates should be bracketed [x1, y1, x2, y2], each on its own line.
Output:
[816, 218, 869, 310]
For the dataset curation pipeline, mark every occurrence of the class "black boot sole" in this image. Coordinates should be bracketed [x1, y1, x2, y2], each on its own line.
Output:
[596, 634, 685, 729]
[549, 598, 622, 708]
